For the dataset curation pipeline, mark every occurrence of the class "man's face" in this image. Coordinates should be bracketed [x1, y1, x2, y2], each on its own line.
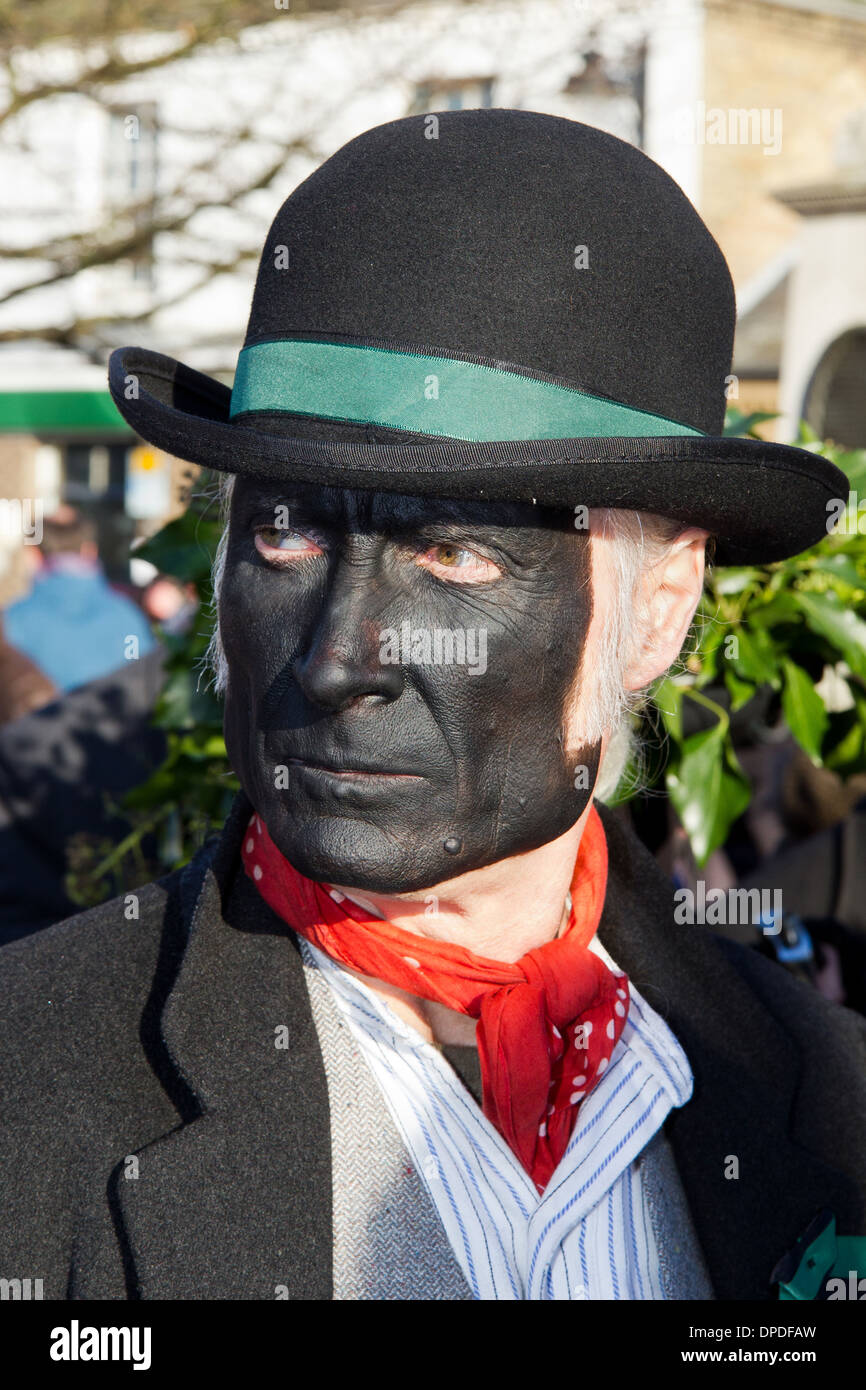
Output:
[220, 479, 600, 893]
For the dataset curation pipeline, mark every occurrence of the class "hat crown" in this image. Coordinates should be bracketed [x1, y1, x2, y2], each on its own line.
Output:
[243, 108, 735, 437]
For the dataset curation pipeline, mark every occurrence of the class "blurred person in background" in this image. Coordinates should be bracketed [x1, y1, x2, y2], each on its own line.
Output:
[3, 504, 155, 692]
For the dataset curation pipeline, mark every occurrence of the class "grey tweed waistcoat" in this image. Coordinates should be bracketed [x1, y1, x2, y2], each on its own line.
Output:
[300, 946, 714, 1300]
[301, 945, 474, 1299]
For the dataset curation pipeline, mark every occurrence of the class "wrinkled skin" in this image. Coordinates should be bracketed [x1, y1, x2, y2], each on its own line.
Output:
[220, 479, 601, 893]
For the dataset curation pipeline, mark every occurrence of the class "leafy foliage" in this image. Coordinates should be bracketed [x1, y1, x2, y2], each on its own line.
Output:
[632, 417, 866, 862]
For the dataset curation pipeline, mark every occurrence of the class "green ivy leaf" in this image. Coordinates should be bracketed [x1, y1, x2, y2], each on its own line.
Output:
[713, 567, 764, 596]
[723, 408, 779, 438]
[780, 658, 827, 764]
[795, 592, 866, 680]
[729, 625, 779, 686]
[724, 668, 756, 712]
[749, 592, 801, 628]
[692, 609, 727, 688]
[653, 677, 684, 743]
[665, 724, 750, 865]
[824, 713, 864, 775]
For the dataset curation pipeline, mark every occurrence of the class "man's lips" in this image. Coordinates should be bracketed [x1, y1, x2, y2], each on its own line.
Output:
[286, 757, 424, 780]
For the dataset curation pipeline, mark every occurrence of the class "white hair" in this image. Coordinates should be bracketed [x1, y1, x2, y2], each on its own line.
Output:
[203, 475, 704, 803]
[579, 508, 702, 800]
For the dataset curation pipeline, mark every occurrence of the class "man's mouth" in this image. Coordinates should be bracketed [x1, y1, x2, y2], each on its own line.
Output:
[286, 757, 424, 780]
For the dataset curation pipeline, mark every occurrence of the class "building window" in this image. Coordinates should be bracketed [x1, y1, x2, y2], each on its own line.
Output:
[804, 329, 866, 450]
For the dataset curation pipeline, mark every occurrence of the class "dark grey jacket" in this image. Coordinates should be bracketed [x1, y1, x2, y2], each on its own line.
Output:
[2, 792, 865, 1300]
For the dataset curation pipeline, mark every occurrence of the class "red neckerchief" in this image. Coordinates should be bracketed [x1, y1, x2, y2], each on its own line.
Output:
[241, 804, 629, 1192]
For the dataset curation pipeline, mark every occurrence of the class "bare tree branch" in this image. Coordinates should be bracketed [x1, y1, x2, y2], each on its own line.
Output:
[0, 0, 520, 346]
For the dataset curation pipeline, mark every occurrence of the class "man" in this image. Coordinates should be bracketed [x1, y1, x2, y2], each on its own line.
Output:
[1, 110, 864, 1301]
[4, 506, 155, 692]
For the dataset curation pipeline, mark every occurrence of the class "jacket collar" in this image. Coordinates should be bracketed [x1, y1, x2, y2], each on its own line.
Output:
[114, 793, 861, 1300]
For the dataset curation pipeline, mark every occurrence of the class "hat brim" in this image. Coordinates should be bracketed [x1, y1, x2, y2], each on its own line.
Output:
[109, 346, 849, 566]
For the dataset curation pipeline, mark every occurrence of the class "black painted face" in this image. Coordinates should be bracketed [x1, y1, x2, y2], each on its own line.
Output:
[220, 479, 600, 893]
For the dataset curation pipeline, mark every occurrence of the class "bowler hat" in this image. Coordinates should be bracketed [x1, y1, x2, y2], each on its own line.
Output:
[108, 108, 847, 564]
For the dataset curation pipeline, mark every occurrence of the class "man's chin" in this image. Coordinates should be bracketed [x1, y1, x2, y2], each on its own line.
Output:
[260, 815, 448, 895]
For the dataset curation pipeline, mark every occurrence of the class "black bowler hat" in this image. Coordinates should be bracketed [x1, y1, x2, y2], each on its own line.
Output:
[108, 108, 846, 564]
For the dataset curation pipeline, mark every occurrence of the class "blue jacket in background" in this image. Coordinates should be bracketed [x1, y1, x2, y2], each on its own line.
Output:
[4, 564, 156, 693]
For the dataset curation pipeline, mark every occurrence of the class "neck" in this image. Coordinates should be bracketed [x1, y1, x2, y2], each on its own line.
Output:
[330, 804, 590, 960]
[328, 800, 594, 1046]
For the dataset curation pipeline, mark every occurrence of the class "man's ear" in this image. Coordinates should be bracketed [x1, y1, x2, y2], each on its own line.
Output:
[623, 528, 708, 692]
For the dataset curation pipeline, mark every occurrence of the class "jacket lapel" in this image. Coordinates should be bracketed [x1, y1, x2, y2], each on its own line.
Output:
[596, 802, 865, 1301]
[113, 793, 333, 1299]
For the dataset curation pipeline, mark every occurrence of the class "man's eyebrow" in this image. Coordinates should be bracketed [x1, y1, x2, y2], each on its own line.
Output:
[241, 486, 319, 515]
[244, 487, 517, 530]
[372, 508, 526, 541]
[239, 485, 566, 556]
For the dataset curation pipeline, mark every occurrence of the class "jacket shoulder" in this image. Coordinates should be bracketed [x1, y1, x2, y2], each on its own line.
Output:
[0, 869, 194, 1128]
[0, 871, 182, 1018]
[713, 929, 866, 1127]
[0, 867, 197, 1297]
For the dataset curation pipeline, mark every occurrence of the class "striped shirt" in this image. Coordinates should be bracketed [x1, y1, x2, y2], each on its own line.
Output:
[297, 932, 693, 1300]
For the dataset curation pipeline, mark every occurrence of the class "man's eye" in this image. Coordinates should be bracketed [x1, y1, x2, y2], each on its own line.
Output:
[415, 542, 501, 584]
[254, 527, 323, 562]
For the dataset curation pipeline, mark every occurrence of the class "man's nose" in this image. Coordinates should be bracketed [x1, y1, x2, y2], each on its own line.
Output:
[292, 561, 405, 712]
